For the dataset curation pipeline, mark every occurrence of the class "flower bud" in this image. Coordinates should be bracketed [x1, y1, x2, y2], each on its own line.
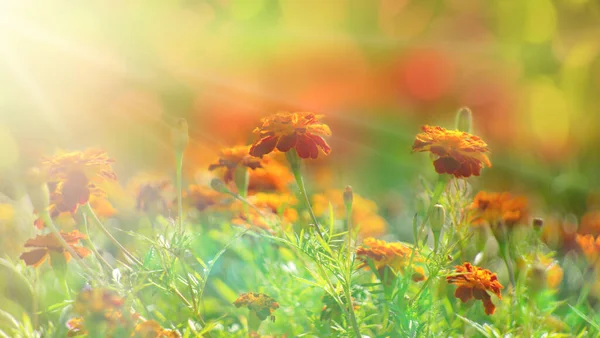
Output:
[455, 107, 473, 133]
[25, 167, 49, 211]
[429, 204, 445, 232]
[172, 118, 189, 153]
[343, 185, 353, 208]
[210, 178, 231, 195]
[532, 217, 544, 229]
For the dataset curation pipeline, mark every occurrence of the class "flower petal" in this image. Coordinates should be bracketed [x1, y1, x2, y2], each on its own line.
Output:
[454, 285, 473, 303]
[250, 135, 278, 157]
[20, 249, 49, 267]
[276, 134, 297, 152]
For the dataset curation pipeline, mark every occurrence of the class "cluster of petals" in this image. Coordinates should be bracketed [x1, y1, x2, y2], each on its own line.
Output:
[446, 263, 503, 315]
[36, 149, 117, 227]
[576, 234, 600, 266]
[209, 145, 263, 182]
[249, 112, 331, 159]
[356, 237, 425, 282]
[233, 292, 280, 321]
[412, 125, 491, 178]
[20, 230, 91, 267]
[469, 191, 529, 227]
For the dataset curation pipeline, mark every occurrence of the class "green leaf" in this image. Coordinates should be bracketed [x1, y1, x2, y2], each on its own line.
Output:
[568, 305, 600, 332]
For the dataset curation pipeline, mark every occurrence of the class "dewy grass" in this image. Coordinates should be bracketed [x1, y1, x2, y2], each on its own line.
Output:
[1, 109, 599, 338]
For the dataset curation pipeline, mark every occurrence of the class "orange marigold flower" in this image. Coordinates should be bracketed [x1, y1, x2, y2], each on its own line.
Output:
[247, 193, 298, 224]
[412, 125, 491, 178]
[231, 207, 277, 233]
[356, 237, 425, 282]
[209, 145, 263, 182]
[35, 149, 117, 227]
[233, 292, 280, 321]
[66, 317, 86, 337]
[133, 320, 181, 338]
[312, 190, 388, 238]
[578, 211, 600, 236]
[19, 230, 91, 267]
[248, 156, 294, 193]
[249, 112, 331, 159]
[446, 262, 503, 315]
[469, 191, 528, 227]
[576, 234, 600, 266]
[540, 216, 578, 253]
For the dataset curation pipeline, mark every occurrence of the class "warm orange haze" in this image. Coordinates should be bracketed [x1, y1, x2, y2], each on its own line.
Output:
[1, 1, 600, 337]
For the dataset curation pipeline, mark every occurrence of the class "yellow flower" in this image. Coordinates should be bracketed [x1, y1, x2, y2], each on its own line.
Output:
[356, 237, 425, 282]
[233, 292, 280, 321]
[250, 112, 331, 159]
[446, 263, 503, 315]
[412, 125, 491, 178]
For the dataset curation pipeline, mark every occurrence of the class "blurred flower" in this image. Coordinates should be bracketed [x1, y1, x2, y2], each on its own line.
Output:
[19, 230, 90, 267]
[446, 262, 503, 315]
[540, 216, 578, 253]
[183, 184, 226, 212]
[69, 288, 140, 337]
[516, 253, 563, 289]
[412, 125, 491, 178]
[133, 320, 181, 338]
[312, 189, 387, 238]
[249, 112, 331, 159]
[578, 211, 600, 236]
[576, 234, 600, 267]
[247, 156, 294, 193]
[356, 237, 425, 282]
[233, 292, 280, 321]
[126, 174, 173, 217]
[247, 193, 298, 224]
[209, 145, 263, 183]
[36, 149, 117, 228]
[469, 191, 528, 227]
[231, 207, 277, 233]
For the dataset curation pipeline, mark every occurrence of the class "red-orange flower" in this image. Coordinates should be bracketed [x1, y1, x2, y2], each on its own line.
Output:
[412, 125, 491, 178]
[356, 237, 425, 282]
[35, 149, 117, 228]
[233, 292, 280, 321]
[248, 156, 294, 193]
[209, 145, 263, 182]
[469, 191, 528, 227]
[446, 263, 503, 315]
[249, 112, 331, 159]
[19, 230, 91, 267]
[576, 234, 600, 267]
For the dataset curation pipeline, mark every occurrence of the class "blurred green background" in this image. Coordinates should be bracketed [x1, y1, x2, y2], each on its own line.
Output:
[1, 0, 600, 226]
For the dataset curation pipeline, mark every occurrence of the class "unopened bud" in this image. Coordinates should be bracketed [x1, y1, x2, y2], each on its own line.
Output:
[343, 186, 353, 207]
[25, 167, 49, 211]
[455, 107, 473, 133]
[429, 204, 445, 232]
[172, 118, 189, 153]
[210, 178, 230, 194]
[532, 217, 544, 229]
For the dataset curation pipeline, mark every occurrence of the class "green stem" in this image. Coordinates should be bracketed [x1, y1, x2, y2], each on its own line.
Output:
[83, 212, 113, 272]
[176, 151, 184, 234]
[179, 257, 198, 315]
[286, 150, 325, 239]
[418, 175, 450, 248]
[83, 203, 142, 266]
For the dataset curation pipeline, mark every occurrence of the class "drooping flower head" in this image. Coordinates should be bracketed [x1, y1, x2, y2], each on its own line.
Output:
[36, 149, 117, 227]
[19, 230, 91, 267]
[356, 237, 425, 282]
[233, 292, 280, 321]
[469, 191, 528, 228]
[249, 112, 331, 159]
[412, 125, 491, 178]
[209, 145, 263, 183]
[446, 262, 503, 315]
